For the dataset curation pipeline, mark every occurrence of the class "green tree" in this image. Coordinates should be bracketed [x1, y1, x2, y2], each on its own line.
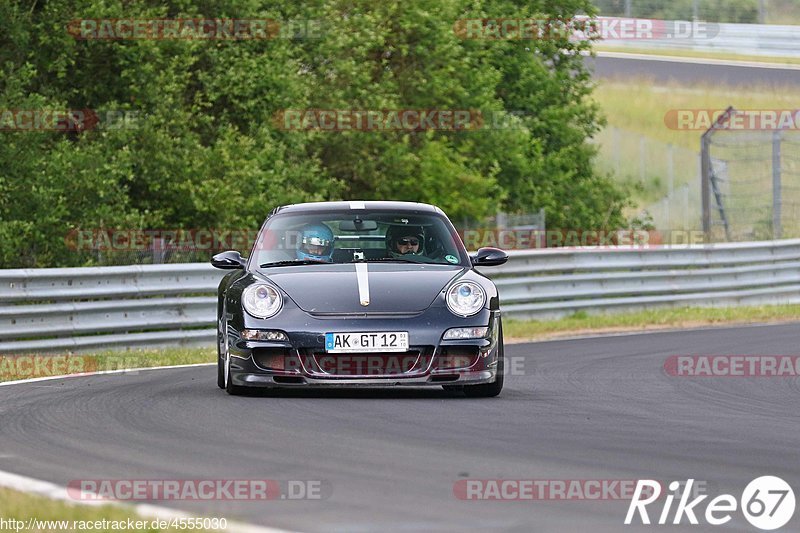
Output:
[1, 0, 629, 267]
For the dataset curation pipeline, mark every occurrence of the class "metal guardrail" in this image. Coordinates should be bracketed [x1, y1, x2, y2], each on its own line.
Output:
[0, 264, 223, 353]
[488, 239, 800, 319]
[597, 19, 800, 58]
[2, 239, 799, 353]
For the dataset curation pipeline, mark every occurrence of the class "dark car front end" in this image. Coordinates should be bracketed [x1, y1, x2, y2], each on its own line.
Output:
[214, 201, 507, 395]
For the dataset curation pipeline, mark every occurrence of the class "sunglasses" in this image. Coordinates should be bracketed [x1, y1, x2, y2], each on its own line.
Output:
[397, 237, 420, 246]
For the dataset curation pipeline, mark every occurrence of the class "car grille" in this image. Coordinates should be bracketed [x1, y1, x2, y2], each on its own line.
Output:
[435, 347, 480, 370]
[302, 349, 430, 377]
[252, 347, 293, 371]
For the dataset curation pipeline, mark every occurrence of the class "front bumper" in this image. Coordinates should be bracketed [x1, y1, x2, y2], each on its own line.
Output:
[224, 307, 501, 389]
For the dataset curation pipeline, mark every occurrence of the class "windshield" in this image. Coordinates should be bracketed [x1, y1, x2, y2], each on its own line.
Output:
[251, 210, 469, 267]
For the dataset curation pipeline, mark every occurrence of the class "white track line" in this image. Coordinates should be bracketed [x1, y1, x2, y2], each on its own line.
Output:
[593, 50, 800, 70]
[0, 470, 296, 533]
[0, 362, 214, 387]
[0, 364, 298, 533]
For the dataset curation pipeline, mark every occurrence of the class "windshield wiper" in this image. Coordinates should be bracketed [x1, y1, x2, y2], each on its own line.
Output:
[259, 259, 330, 268]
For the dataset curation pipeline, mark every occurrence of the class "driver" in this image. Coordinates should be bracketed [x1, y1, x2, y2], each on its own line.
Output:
[385, 225, 425, 257]
[297, 223, 334, 262]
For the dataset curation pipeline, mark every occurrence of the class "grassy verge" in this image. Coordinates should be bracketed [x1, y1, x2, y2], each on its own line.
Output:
[504, 304, 800, 342]
[0, 487, 220, 532]
[0, 347, 214, 384]
[87, 347, 216, 369]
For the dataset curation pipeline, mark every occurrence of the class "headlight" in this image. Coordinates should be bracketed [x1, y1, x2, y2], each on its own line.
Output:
[446, 281, 486, 317]
[443, 326, 488, 340]
[242, 284, 283, 319]
[241, 329, 288, 341]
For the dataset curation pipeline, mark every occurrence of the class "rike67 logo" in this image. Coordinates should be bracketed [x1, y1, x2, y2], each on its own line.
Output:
[625, 477, 796, 530]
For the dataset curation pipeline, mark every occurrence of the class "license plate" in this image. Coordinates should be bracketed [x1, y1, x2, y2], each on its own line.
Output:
[325, 332, 409, 353]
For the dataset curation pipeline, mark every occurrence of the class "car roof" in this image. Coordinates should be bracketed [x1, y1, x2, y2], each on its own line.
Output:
[273, 201, 442, 215]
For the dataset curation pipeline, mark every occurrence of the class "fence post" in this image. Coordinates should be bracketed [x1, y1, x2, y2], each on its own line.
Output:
[152, 237, 165, 264]
[700, 106, 735, 240]
[667, 143, 674, 198]
[701, 136, 710, 236]
[639, 136, 646, 183]
[681, 184, 689, 230]
[772, 130, 782, 239]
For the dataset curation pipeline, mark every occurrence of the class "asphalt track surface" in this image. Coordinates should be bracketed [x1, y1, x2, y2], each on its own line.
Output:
[1, 323, 798, 532]
[588, 54, 800, 86]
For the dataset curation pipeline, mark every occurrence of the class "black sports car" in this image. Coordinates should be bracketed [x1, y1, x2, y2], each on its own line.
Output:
[212, 201, 508, 396]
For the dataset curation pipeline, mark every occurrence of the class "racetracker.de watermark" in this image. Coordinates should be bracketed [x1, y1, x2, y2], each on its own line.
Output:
[67, 19, 324, 40]
[0, 355, 147, 381]
[454, 17, 718, 41]
[453, 479, 659, 500]
[256, 354, 527, 376]
[664, 355, 800, 377]
[459, 229, 710, 250]
[65, 228, 257, 252]
[664, 109, 800, 130]
[274, 109, 484, 131]
[0, 109, 138, 132]
[65, 228, 714, 253]
[67, 479, 331, 501]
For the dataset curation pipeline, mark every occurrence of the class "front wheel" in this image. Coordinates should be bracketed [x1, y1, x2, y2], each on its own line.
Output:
[217, 321, 226, 389]
[219, 320, 244, 395]
[217, 347, 225, 389]
[463, 321, 504, 398]
[224, 353, 245, 396]
[217, 356, 225, 389]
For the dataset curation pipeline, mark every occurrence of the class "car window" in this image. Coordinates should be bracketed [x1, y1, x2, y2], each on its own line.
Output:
[252, 211, 468, 267]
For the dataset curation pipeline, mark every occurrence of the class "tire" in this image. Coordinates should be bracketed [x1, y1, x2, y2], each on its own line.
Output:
[219, 319, 244, 395]
[217, 355, 225, 389]
[217, 320, 225, 389]
[224, 353, 245, 396]
[463, 320, 504, 398]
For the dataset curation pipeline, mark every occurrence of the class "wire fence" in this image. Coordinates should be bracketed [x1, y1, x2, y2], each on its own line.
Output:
[706, 130, 800, 241]
[77, 247, 220, 266]
[593, 126, 702, 230]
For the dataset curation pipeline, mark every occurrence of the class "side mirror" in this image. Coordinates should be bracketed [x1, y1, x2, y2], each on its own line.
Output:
[470, 247, 508, 267]
[211, 250, 245, 270]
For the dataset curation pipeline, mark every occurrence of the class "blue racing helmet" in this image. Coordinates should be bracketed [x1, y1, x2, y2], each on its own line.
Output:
[297, 223, 334, 262]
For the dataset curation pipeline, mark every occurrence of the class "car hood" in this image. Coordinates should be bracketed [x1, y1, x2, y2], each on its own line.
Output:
[260, 263, 464, 313]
